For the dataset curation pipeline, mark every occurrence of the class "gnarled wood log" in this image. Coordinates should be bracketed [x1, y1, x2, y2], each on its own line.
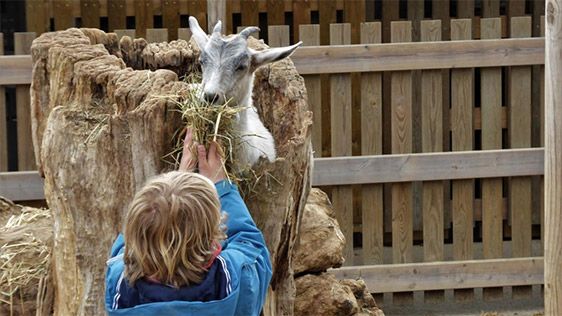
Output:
[31, 28, 311, 316]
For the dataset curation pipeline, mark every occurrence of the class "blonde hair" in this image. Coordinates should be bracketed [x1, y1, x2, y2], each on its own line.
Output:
[123, 171, 225, 287]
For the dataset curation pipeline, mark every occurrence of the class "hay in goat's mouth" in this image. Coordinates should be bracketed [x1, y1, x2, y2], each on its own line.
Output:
[0, 206, 51, 314]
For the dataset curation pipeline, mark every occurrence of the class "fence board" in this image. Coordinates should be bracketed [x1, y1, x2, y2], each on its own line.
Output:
[0, 34, 5, 171]
[267, 0, 285, 26]
[330, 23, 353, 266]
[53, 0, 75, 30]
[163, 0, 180, 40]
[299, 25, 321, 158]
[241, 0, 259, 28]
[509, 16, 533, 299]
[360, 22, 383, 265]
[292, 0, 311, 40]
[330, 257, 544, 293]
[146, 29, 169, 43]
[267, 25, 290, 47]
[0, 171, 45, 201]
[80, 0, 100, 28]
[26, 0, 49, 35]
[108, 0, 127, 32]
[391, 21, 413, 305]
[450, 18, 475, 302]
[540, 16, 545, 250]
[481, 17, 503, 301]
[134, 0, 153, 38]
[14, 33, 36, 171]
[189, 0, 207, 32]
[291, 38, 545, 74]
[178, 28, 192, 41]
[420, 19, 444, 303]
[207, 0, 226, 32]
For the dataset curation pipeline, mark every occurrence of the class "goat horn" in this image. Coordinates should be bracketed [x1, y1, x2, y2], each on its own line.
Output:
[239, 26, 260, 39]
[213, 20, 222, 35]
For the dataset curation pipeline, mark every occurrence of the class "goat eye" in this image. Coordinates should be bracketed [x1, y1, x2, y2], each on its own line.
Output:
[236, 64, 247, 72]
[199, 59, 206, 66]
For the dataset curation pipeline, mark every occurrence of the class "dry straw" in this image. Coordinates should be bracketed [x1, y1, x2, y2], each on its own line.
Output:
[0, 201, 52, 315]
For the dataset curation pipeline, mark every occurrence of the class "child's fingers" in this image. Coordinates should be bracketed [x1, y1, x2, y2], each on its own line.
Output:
[184, 127, 193, 145]
[197, 144, 209, 170]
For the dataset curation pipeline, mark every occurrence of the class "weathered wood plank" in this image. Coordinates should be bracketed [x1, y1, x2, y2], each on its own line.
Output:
[421, 20, 444, 303]
[146, 29, 169, 43]
[0, 34, 6, 171]
[207, 0, 226, 32]
[481, 17, 504, 301]
[178, 28, 192, 41]
[240, 0, 259, 28]
[360, 22, 383, 265]
[330, 23, 353, 266]
[509, 16, 533, 299]
[299, 25, 321, 158]
[26, 0, 50, 35]
[330, 257, 544, 293]
[450, 18, 475, 302]
[267, 0, 285, 26]
[544, 0, 562, 312]
[135, 0, 153, 38]
[14, 33, 36, 172]
[188, 0, 207, 32]
[108, 0, 127, 32]
[391, 21, 413, 305]
[290, 38, 545, 74]
[292, 0, 311, 40]
[482, 0, 500, 18]
[0, 171, 45, 201]
[267, 25, 290, 47]
[53, 0, 75, 30]
[80, 0, 101, 28]
[162, 0, 180, 40]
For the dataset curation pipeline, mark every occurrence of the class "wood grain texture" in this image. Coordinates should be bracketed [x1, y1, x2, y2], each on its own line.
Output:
[0, 34, 6, 171]
[108, 0, 126, 32]
[53, 0, 75, 30]
[292, 0, 311, 40]
[330, 23, 353, 265]
[241, 0, 259, 28]
[267, 25, 290, 47]
[26, 0, 50, 35]
[267, 0, 285, 26]
[545, 0, 562, 312]
[134, 0, 153, 38]
[481, 17, 503, 301]
[360, 22, 383, 265]
[188, 0, 207, 32]
[290, 38, 545, 74]
[0, 171, 45, 201]
[391, 21, 413, 305]
[540, 16, 546, 251]
[162, 0, 180, 40]
[451, 18, 475, 302]
[330, 257, 544, 293]
[15, 33, 36, 171]
[80, 0, 100, 28]
[482, 0, 500, 18]
[146, 29, 169, 43]
[178, 28, 192, 41]
[299, 25, 321, 157]
[509, 16, 533, 299]
[207, 0, 226, 32]
[421, 20, 444, 303]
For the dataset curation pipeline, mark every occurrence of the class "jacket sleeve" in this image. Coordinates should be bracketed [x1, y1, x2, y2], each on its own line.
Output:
[215, 180, 272, 314]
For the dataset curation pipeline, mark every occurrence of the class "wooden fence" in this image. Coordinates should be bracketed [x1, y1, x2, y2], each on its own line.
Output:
[0, 15, 547, 304]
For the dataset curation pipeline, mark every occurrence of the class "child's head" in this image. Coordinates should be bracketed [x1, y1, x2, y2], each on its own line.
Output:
[123, 171, 225, 287]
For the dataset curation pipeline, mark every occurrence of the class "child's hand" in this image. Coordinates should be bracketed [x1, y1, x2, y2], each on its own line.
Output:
[197, 142, 226, 183]
[179, 127, 197, 172]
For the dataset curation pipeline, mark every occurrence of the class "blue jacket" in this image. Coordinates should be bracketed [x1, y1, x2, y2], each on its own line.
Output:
[105, 180, 272, 316]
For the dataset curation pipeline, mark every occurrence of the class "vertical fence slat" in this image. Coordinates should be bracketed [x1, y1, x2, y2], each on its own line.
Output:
[163, 0, 180, 40]
[541, 15, 546, 251]
[53, 0, 76, 30]
[319, 0, 337, 159]
[267, 25, 290, 47]
[330, 23, 353, 266]
[135, 0, 153, 39]
[299, 25, 321, 159]
[108, 0, 127, 32]
[509, 16, 533, 299]
[15, 32, 37, 171]
[391, 21, 413, 305]
[146, 29, 169, 43]
[26, 0, 50, 35]
[241, 0, 260, 28]
[481, 17, 504, 301]
[451, 18, 475, 302]
[360, 22, 383, 265]
[420, 19, 444, 304]
[0, 33, 6, 171]
[178, 28, 192, 41]
[267, 0, 285, 26]
[482, 0, 500, 18]
[189, 0, 208, 32]
[81, 0, 101, 28]
[292, 0, 311, 41]
[207, 0, 226, 32]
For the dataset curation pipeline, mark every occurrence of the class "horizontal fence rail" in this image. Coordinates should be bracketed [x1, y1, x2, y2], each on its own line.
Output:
[0, 37, 546, 85]
[330, 257, 544, 293]
[0, 148, 546, 201]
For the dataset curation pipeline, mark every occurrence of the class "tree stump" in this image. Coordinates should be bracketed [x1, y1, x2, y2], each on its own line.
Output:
[30, 28, 311, 315]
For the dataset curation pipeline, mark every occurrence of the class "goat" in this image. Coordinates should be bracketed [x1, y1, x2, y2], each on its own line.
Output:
[188, 17, 302, 168]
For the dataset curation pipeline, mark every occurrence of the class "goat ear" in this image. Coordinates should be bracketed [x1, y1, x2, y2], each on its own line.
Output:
[212, 20, 222, 35]
[189, 16, 208, 50]
[251, 41, 302, 70]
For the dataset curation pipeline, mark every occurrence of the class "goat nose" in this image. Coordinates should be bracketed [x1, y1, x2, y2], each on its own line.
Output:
[204, 92, 219, 104]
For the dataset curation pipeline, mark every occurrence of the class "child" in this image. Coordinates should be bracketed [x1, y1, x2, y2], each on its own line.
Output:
[105, 128, 272, 315]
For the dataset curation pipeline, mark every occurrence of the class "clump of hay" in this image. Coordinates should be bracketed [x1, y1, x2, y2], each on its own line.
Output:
[0, 198, 53, 316]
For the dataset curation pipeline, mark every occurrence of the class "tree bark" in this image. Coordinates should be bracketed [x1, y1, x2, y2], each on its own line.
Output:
[31, 28, 311, 316]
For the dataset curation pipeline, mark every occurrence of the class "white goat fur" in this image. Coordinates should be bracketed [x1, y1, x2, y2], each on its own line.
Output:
[188, 17, 301, 168]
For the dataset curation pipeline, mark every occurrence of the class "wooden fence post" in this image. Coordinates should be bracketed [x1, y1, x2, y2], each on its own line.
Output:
[0, 33, 6, 171]
[544, 0, 562, 313]
[207, 0, 226, 32]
